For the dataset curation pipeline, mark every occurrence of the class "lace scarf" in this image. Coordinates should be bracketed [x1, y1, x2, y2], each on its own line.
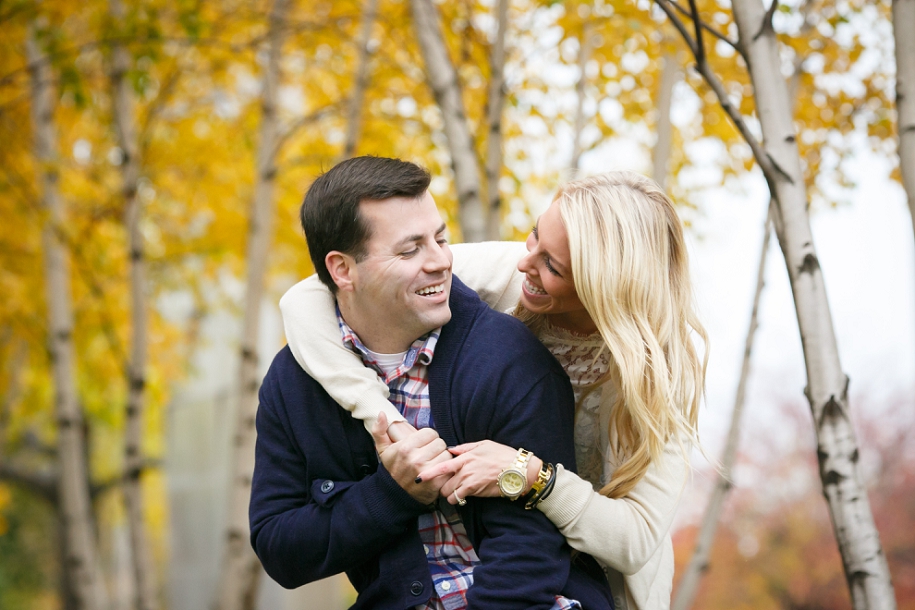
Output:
[538, 323, 612, 490]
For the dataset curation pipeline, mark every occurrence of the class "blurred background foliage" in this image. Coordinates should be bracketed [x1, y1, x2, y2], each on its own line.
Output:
[0, 0, 910, 607]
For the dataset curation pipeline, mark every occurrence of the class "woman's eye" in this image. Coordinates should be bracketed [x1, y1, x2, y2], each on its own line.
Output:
[401, 248, 419, 257]
[544, 257, 561, 276]
[531, 225, 539, 239]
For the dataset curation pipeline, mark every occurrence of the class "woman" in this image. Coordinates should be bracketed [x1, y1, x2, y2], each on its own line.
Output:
[279, 171, 707, 610]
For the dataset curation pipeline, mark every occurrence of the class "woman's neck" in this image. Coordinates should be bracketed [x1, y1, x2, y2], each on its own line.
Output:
[546, 310, 598, 336]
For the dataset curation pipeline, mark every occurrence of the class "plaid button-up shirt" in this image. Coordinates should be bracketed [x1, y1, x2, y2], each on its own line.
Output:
[337, 309, 580, 610]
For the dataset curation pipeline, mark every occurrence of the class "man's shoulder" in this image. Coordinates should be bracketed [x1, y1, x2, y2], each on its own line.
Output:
[446, 277, 560, 374]
[261, 346, 325, 403]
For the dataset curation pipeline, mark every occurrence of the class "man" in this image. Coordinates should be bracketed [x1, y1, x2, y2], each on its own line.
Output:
[249, 156, 613, 609]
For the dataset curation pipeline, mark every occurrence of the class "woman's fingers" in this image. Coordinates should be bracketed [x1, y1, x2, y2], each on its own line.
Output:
[417, 455, 464, 482]
[447, 441, 482, 456]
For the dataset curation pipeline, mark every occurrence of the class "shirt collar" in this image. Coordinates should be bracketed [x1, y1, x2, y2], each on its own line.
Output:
[335, 303, 440, 380]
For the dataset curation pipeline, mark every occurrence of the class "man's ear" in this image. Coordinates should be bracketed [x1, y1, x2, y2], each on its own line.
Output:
[326, 251, 356, 292]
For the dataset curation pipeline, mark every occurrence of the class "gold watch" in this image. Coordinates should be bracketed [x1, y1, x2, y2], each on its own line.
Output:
[497, 448, 532, 500]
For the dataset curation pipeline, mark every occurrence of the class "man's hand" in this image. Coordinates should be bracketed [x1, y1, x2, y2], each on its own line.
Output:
[371, 413, 452, 504]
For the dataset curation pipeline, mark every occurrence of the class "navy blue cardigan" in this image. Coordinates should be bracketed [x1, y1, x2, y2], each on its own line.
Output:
[249, 277, 613, 609]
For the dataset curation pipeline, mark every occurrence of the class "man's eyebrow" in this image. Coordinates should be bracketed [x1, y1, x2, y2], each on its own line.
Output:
[394, 223, 447, 248]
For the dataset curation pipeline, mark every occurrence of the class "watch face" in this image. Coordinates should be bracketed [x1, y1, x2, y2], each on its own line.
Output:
[500, 471, 526, 496]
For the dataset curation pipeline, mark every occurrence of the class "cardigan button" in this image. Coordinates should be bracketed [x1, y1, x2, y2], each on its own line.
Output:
[320, 480, 334, 493]
[359, 464, 373, 476]
[409, 581, 424, 596]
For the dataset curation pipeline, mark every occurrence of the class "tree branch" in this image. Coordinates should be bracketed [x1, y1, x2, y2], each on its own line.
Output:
[655, 0, 794, 191]
[754, 0, 779, 42]
[669, 0, 743, 59]
[0, 461, 58, 504]
[687, 0, 706, 65]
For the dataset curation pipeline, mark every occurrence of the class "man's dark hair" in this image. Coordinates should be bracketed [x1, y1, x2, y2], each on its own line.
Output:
[301, 156, 431, 292]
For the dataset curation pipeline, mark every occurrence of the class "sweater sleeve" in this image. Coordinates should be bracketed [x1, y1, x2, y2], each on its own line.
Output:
[537, 442, 688, 576]
[277, 241, 526, 432]
[450, 241, 526, 311]
[278, 275, 405, 433]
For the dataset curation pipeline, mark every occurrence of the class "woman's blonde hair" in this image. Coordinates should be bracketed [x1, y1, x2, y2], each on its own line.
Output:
[518, 171, 708, 499]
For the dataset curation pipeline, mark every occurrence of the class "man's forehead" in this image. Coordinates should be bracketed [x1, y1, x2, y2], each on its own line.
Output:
[360, 194, 445, 238]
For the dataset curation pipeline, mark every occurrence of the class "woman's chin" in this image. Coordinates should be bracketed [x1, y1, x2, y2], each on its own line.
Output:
[519, 293, 552, 314]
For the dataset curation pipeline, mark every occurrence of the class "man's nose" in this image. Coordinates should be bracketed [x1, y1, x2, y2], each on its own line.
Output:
[424, 242, 452, 272]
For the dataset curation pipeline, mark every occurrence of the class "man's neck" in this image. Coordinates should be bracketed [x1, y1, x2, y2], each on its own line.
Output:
[336, 299, 414, 354]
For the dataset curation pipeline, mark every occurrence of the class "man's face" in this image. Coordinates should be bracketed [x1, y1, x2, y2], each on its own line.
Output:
[346, 192, 453, 353]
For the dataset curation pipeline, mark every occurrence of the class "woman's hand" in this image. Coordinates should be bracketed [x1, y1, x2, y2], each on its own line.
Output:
[418, 440, 539, 504]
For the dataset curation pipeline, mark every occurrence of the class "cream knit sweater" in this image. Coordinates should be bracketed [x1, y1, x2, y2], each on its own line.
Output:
[279, 241, 687, 610]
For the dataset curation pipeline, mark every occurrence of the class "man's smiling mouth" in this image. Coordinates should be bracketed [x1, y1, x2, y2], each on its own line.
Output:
[416, 283, 445, 296]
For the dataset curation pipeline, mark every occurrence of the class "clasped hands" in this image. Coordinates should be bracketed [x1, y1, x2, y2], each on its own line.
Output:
[371, 413, 534, 506]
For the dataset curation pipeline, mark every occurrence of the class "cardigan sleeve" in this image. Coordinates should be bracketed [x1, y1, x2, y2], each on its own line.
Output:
[536, 442, 688, 576]
[277, 241, 527, 432]
[278, 275, 404, 433]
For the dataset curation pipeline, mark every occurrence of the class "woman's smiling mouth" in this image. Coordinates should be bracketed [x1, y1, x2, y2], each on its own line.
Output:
[523, 277, 547, 296]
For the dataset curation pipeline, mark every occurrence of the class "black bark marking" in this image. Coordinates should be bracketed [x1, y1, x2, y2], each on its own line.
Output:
[823, 469, 843, 486]
[818, 394, 846, 427]
[798, 252, 820, 276]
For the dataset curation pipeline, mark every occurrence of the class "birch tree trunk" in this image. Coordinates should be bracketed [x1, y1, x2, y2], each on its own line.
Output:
[672, 210, 772, 610]
[730, 0, 896, 606]
[107, 1, 158, 608]
[651, 48, 678, 190]
[410, 0, 486, 242]
[570, 23, 596, 172]
[484, 0, 509, 240]
[894, 0, 915, 257]
[341, 0, 378, 160]
[28, 22, 107, 610]
[216, 1, 288, 608]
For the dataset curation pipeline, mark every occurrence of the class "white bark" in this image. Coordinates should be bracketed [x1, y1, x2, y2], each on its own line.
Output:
[570, 23, 597, 172]
[28, 22, 107, 610]
[107, 0, 158, 607]
[216, 0, 288, 608]
[730, 0, 896, 606]
[672, 210, 772, 610]
[484, 0, 509, 240]
[410, 0, 486, 242]
[342, 0, 379, 160]
[652, 48, 678, 189]
[894, 0, 915, 257]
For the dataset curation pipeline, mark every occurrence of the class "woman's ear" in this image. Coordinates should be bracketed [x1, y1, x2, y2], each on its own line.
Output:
[325, 251, 356, 292]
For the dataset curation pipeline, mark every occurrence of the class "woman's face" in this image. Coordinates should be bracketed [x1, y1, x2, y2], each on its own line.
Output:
[517, 200, 596, 333]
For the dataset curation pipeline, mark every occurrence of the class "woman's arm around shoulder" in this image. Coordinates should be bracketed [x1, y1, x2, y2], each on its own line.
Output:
[278, 275, 404, 432]
[538, 442, 688, 575]
[450, 241, 526, 311]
